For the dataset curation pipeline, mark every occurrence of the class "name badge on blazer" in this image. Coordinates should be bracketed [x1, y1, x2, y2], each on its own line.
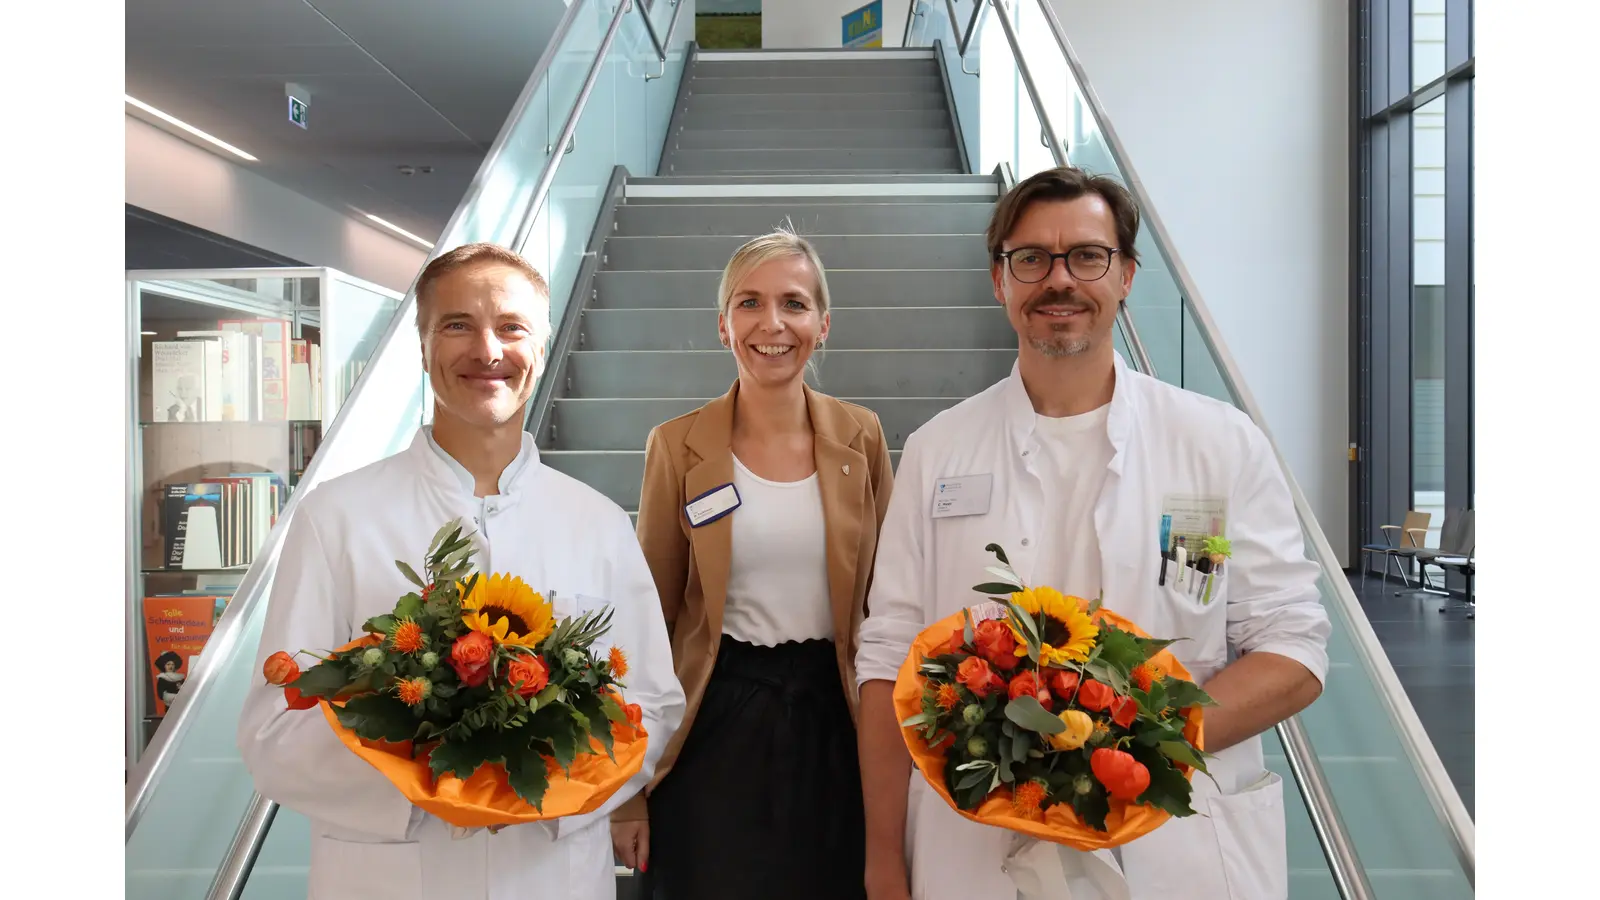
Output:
[685, 483, 741, 527]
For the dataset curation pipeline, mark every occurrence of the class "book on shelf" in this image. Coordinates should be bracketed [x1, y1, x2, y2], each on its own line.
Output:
[142, 595, 220, 717]
[161, 472, 290, 571]
[148, 317, 326, 423]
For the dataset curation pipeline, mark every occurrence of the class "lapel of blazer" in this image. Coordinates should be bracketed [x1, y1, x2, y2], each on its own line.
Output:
[805, 385, 868, 646]
[682, 382, 739, 641]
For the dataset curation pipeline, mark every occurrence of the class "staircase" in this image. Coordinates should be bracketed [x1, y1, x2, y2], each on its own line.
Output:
[535, 48, 1013, 519]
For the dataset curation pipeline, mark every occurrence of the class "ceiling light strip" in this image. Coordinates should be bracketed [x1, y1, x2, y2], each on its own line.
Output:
[125, 95, 258, 162]
[365, 214, 435, 249]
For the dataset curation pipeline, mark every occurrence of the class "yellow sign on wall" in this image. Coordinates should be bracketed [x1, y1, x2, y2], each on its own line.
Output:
[842, 1, 884, 48]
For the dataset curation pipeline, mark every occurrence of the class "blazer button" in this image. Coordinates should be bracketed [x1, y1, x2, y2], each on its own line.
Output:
[1021, 538, 1030, 547]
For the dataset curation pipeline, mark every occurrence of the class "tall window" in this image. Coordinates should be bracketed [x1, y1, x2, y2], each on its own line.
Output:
[1352, 0, 1473, 566]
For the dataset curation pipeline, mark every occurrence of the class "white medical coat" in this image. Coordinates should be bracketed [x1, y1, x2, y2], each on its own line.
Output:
[856, 355, 1331, 900]
[237, 428, 686, 900]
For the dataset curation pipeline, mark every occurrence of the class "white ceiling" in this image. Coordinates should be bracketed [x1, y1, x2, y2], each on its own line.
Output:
[125, 0, 572, 245]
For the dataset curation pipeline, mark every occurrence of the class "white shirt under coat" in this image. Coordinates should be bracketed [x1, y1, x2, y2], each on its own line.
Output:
[236, 427, 686, 900]
[722, 455, 835, 646]
[855, 353, 1331, 900]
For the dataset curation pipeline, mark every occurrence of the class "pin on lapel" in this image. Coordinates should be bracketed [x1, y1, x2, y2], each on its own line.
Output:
[842, 464, 851, 476]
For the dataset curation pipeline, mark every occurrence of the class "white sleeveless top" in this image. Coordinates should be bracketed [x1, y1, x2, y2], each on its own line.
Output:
[722, 455, 834, 646]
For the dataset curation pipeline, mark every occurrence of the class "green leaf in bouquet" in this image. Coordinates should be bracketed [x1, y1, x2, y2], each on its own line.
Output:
[427, 736, 491, 781]
[962, 609, 975, 648]
[972, 582, 1023, 597]
[1134, 635, 1179, 660]
[336, 694, 419, 743]
[901, 711, 936, 729]
[394, 593, 424, 621]
[1158, 740, 1210, 774]
[1012, 730, 1031, 763]
[1144, 681, 1169, 718]
[432, 681, 458, 700]
[1093, 625, 1146, 674]
[1087, 592, 1103, 616]
[549, 722, 579, 772]
[1127, 745, 1200, 818]
[1068, 781, 1111, 831]
[504, 749, 550, 812]
[1161, 678, 1218, 712]
[1004, 695, 1065, 735]
[396, 560, 426, 589]
[1083, 660, 1130, 696]
[292, 659, 355, 699]
[363, 614, 398, 637]
[600, 694, 629, 724]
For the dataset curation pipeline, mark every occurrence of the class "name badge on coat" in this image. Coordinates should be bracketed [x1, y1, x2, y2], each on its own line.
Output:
[931, 474, 993, 519]
[685, 483, 740, 527]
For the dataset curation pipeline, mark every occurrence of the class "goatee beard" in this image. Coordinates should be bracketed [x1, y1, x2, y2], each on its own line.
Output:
[1030, 332, 1093, 358]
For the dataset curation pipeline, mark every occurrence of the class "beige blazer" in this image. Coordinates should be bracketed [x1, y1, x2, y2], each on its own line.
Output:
[612, 380, 894, 822]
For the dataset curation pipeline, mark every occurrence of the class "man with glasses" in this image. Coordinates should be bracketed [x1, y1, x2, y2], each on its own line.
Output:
[854, 167, 1330, 899]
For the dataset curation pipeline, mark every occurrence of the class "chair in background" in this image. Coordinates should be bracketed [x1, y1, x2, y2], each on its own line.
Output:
[1359, 510, 1431, 592]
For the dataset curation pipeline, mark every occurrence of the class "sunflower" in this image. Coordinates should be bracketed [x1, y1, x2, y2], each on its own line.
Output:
[1010, 585, 1099, 665]
[459, 573, 555, 648]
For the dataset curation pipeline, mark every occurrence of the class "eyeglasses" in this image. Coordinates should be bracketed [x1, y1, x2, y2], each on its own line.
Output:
[995, 245, 1122, 284]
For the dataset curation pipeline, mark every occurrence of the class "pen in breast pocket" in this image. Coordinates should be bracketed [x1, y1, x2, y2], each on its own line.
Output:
[1158, 515, 1172, 585]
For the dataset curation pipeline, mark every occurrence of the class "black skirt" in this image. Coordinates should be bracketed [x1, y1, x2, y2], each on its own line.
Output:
[640, 637, 867, 900]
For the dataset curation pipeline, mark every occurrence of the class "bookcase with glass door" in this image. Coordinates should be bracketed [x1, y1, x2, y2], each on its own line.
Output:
[125, 267, 403, 766]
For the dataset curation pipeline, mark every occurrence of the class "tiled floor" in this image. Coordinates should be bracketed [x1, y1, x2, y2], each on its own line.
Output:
[1346, 567, 1475, 816]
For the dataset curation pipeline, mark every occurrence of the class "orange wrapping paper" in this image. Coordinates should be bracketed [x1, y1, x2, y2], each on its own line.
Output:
[893, 605, 1205, 851]
[316, 636, 648, 829]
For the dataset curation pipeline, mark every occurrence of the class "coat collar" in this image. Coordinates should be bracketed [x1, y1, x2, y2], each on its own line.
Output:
[406, 426, 541, 501]
[680, 380, 869, 645]
[1001, 350, 1136, 475]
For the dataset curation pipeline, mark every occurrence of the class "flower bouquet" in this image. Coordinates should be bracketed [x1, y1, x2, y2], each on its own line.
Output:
[262, 519, 648, 829]
[895, 544, 1216, 850]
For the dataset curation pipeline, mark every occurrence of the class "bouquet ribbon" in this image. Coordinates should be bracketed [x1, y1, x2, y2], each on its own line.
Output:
[1005, 836, 1131, 900]
[318, 636, 649, 829]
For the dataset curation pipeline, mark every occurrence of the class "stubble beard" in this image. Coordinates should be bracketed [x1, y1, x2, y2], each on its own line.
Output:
[1029, 325, 1094, 358]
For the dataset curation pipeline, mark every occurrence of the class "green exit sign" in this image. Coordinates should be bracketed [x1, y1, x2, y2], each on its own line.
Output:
[288, 96, 308, 129]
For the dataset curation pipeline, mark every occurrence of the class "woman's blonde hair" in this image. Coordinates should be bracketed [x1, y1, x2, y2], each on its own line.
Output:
[716, 228, 832, 321]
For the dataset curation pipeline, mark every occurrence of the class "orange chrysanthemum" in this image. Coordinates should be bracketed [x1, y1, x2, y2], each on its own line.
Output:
[1012, 780, 1047, 818]
[1093, 718, 1111, 735]
[396, 677, 430, 707]
[1131, 661, 1166, 692]
[935, 682, 961, 711]
[391, 618, 426, 654]
[609, 646, 630, 679]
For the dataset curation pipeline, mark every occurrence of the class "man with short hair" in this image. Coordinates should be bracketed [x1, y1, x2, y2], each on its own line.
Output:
[855, 168, 1330, 899]
[238, 242, 685, 900]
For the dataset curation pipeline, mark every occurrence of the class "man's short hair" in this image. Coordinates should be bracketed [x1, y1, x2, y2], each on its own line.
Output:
[414, 242, 551, 329]
[985, 167, 1143, 265]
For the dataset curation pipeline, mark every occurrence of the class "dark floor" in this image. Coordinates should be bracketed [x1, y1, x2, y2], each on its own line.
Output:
[1345, 567, 1474, 816]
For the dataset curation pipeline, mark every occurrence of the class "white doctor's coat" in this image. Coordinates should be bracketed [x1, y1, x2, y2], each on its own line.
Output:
[237, 429, 686, 900]
[856, 355, 1331, 900]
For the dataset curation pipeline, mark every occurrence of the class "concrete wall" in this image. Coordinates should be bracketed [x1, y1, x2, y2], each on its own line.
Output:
[1045, 0, 1351, 563]
[125, 115, 429, 294]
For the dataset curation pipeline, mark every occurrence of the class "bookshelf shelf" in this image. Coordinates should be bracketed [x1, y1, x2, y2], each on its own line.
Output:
[125, 266, 403, 769]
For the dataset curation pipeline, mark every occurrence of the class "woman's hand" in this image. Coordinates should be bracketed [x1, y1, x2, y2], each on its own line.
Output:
[611, 820, 651, 872]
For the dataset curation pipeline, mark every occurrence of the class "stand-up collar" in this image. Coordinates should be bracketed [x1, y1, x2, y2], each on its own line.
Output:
[411, 425, 539, 497]
[1001, 350, 1135, 474]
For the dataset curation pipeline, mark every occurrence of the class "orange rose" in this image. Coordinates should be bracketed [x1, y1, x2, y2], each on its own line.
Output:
[973, 619, 1020, 671]
[1076, 678, 1114, 713]
[625, 703, 643, 729]
[450, 632, 495, 687]
[1109, 694, 1138, 729]
[263, 651, 300, 686]
[1007, 671, 1053, 710]
[956, 657, 1005, 698]
[506, 655, 550, 698]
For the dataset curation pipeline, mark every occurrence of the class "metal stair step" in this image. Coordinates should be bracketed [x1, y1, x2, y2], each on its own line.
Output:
[687, 75, 945, 95]
[579, 307, 1013, 352]
[613, 201, 993, 237]
[563, 349, 1017, 399]
[543, 448, 904, 510]
[682, 92, 948, 113]
[664, 147, 963, 175]
[543, 397, 966, 451]
[670, 127, 955, 151]
[601, 233, 989, 271]
[592, 269, 995, 309]
[677, 107, 954, 131]
[691, 58, 938, 79]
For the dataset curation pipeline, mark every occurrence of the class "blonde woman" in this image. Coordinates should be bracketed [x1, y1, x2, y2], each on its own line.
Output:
[610, 231, 894, 899]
